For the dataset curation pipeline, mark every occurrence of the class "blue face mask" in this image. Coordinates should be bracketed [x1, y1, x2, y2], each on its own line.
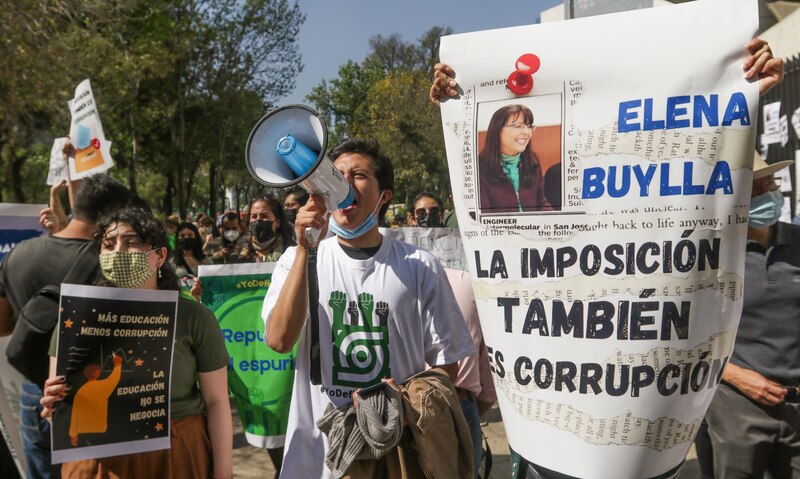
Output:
[329, 192, 385, 240]
[748, 189, 784, 228]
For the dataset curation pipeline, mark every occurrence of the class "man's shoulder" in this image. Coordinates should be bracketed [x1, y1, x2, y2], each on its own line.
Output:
[781, 221, 800, 233]
[777, 222, 800, 247]
[7, 235, 94, 263]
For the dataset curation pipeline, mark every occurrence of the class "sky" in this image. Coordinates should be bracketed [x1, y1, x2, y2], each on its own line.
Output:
[282, 0, 563, 105]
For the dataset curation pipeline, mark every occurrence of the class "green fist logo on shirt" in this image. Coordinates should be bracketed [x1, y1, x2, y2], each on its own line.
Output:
[329, 291, 391, 387]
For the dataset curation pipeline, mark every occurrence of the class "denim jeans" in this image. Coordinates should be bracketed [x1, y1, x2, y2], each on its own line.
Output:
[19, 380, 59, 479]
[460, 393, 481, 479]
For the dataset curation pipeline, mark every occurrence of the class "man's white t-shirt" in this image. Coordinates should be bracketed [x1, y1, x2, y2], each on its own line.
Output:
[262, 235, 476, 478]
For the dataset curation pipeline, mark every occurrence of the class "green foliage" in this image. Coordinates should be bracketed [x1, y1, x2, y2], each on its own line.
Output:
[306, 26, 453, 207]
[0, 0, 304, 217]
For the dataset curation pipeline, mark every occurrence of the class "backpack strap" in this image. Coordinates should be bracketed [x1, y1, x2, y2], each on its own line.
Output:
[308, 247, 322, 386]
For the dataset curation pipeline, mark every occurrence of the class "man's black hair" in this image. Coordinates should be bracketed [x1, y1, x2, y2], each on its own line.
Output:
[222, 212, 239, 223]
[329, 138, 394, 220]
[72, 174, 134, 224]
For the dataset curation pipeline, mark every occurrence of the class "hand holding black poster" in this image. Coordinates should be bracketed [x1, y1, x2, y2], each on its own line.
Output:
[50, 284, 178, 464]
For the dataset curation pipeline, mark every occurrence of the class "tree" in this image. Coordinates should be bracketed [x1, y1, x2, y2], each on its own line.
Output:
[306, 26, 453, 207]
[0, 1, 74, 202]
[163, 0, 305, 217]
[0, 0, 305, 216]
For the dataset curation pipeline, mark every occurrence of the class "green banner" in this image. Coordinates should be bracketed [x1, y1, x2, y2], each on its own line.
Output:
[199, 263, 295, 448]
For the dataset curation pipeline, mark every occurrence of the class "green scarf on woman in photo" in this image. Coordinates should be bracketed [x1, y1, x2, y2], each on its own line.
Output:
[501, 153, 521, 194]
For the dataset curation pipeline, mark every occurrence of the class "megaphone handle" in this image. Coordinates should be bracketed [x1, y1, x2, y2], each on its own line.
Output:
[304, 212, 330, 245]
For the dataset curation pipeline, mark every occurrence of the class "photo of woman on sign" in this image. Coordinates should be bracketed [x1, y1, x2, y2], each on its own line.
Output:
[478, 103, 556, 214]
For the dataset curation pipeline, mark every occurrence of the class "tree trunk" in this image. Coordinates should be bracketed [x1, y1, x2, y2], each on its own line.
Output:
[0, 139, 8, 203]
[176, 82, 187, 218]
[164, 173, 175, 214]
[12, 154, 26, 203]
[209, 166, 217, 219]
[128, 110, 138, 196]
[234, 185, 241, 213]
[186, 174, 195, 217]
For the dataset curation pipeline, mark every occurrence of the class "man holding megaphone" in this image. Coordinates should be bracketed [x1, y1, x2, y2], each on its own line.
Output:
[261, 137, 476, 478]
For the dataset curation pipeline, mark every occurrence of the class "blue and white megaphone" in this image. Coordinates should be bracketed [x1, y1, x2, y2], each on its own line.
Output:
[245, 105, 354, 244]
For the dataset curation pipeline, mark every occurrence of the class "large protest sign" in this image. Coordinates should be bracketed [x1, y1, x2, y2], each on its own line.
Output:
[68, 80, 113, 180]
[51, 285, 177, 464]
[199, 263, 295, 448]
[380, 227, 467, 270]
[439, 0, 758, 477]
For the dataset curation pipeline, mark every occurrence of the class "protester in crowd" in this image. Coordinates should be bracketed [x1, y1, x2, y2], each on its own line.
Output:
[40, 206, 232, 479]
[699, 152, 800, 477]
[204, 212, 249, 264]
[444, 268, 497, 478]
[172, 221, 207, 299]
[283, 188, 309, 227]
[197, 214, 217, 248]
[201, 195, 292, 477]
[262, 137, 475, 478]
[411, 191, 444, 227]
[240, 195, 294, 263]
[0, 173, 133, 479]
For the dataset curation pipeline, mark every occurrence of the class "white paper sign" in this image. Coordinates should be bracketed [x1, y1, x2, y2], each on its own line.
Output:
[781, 195, 792, 223]
[792, 107, 800, 139]
[795, 150, 800, 216]
[781, 114, 789, 147]
[763, 101, 781, 135]
[379, 227, 467, 270]
[777, 166, 792, 193]
[67, 79, 113, 179]
[439, 0, 757, 477]
[46, 137, 69, 185]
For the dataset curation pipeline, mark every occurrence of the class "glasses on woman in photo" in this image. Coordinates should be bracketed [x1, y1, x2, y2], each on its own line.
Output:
[503, 122, 534, 130]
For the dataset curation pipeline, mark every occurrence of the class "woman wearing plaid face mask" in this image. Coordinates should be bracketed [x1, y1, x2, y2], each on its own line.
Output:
[39, 207, 233, 479]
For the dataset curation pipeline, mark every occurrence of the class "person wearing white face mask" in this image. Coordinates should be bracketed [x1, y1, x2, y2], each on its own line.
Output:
[700, 152, 800, 477]
[261, 138, 475, 478]
[204, 212, 249, 264]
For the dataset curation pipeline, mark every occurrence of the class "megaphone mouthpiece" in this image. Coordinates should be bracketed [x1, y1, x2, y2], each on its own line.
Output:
[276, 134, 318, 179]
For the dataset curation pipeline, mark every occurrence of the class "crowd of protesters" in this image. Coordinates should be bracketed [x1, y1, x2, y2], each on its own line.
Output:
[0, 34, 789, 479]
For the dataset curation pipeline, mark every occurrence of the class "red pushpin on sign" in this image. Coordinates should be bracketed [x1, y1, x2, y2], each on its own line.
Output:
[507, 53, 541, 96]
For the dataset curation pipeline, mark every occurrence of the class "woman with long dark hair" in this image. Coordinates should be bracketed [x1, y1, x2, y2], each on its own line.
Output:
[241, 194, 294, 263]
[40, 207, 232, 478]
[479, 104, 551, 213]
[172, 222, 207, 297]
